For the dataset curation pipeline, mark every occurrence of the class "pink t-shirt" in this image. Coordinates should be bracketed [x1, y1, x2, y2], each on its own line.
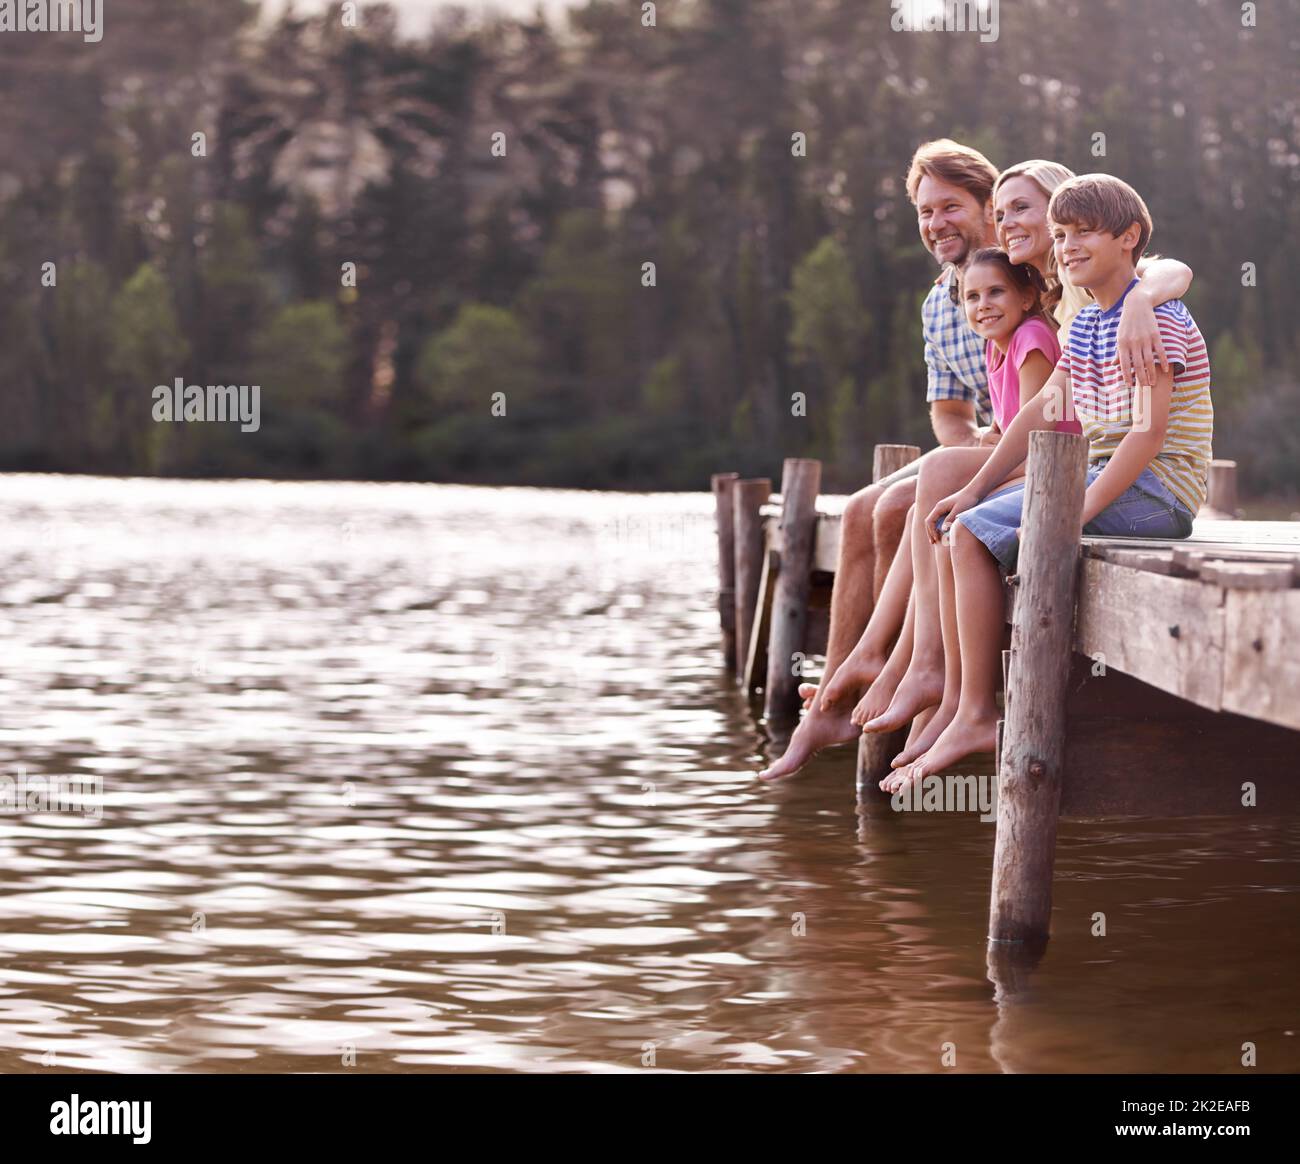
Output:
[985, 317, 1081, 435]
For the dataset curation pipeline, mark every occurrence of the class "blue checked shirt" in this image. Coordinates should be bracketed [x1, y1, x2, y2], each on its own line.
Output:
[922, 270, 991, 427]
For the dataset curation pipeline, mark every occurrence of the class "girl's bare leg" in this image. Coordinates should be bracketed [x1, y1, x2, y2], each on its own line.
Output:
[888, 533, 964, 772]
[850, 588, 916, 726]
[865, 448, 996, 733]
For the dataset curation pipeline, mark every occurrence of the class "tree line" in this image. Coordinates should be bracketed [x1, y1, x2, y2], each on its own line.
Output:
[0, 0, 1295, 496]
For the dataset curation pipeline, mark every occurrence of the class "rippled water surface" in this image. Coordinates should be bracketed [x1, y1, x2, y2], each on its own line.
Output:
[0, 475, 1296, 1073]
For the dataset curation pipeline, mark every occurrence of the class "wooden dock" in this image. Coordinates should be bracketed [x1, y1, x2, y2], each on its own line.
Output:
[713, 442, 1300, 955]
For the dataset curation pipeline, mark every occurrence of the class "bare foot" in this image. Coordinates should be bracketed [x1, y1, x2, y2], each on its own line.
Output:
[798, 682, 819, 711]
[818, 647, 887, 712]
[848, 635, 914, 726]
[891, 699, 956, 769]
[863, 664, 944, 734]
[880, 710, 997, 792]
[759, 707, 861, 781]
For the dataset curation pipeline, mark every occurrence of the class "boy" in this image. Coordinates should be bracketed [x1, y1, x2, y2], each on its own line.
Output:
[888, 173, 1212, 789]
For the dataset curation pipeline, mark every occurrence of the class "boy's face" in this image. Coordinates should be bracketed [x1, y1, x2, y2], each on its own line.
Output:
[915, 175, 992, 267]
[1051, 218, 1141, 288]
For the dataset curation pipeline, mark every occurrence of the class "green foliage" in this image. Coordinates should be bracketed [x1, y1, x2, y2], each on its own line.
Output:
[788, 237, 872, 382]
[107, 263, 190, 471]
[416, 303, 541, 415]
[108, 264, 190, 383]
[252, 301, 349, 412]
[196, 203, 271, 374]
[641, 355, 685, 415]
[43, 261, 114, 466]
[0, 0, 1294, 495]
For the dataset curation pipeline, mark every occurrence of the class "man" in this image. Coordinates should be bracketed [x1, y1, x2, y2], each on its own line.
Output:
[759, 139, 997, 781]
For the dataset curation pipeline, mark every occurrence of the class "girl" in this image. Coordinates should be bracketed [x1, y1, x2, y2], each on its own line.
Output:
[873, 250, 1075, 792]
[958, 247, 1081, 443]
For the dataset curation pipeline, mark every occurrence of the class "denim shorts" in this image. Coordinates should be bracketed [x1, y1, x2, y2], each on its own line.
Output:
[951, 461, 1195, 571]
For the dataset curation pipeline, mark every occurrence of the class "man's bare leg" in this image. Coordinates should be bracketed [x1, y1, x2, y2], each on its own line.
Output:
[866, 449, 995, 735]
[819, 496, 915, 711]
[873, 479, 915, 602]
[759, 481, 884, 779]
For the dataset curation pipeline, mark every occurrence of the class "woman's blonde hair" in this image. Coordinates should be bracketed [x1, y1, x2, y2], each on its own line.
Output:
[994, 160, 1091, 330]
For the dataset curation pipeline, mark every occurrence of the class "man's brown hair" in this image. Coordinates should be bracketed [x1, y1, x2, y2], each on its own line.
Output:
[1048, 173, 1153, 262]
[905, 139, 999, 206]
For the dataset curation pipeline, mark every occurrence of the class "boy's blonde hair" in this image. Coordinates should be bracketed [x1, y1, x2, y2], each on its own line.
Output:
[906, 138, 999, 206]
[1048, 173, 1153, 265]
[994, 159, 1090, 327]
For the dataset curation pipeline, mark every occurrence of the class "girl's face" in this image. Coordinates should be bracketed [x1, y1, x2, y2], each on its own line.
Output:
[963, 262, 1034, 346]
[994, 176, 1052, 270]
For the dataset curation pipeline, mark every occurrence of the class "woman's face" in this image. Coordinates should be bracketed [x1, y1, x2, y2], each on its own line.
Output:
[995, 176, 1052, 270]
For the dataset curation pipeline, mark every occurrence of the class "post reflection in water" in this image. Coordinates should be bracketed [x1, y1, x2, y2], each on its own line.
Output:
[0, 475, 1294, 1073]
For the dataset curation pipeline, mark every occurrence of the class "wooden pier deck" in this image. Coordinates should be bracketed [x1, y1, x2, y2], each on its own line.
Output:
[713, 442, 1300, 953]
[810, 510, 1300, 733]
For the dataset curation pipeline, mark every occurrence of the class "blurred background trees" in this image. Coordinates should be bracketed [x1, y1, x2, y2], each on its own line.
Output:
[0, 0, 1296, 497]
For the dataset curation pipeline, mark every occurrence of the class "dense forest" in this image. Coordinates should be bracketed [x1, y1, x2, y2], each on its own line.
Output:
[0, 0, 1296, 495]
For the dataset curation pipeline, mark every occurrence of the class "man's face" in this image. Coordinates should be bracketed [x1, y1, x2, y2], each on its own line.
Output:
[915, 174, 993, 267]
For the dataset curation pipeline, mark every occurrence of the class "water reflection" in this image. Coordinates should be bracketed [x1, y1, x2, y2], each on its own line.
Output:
[0, 475, 1295, 1073]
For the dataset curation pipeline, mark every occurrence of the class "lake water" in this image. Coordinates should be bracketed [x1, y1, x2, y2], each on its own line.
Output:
[0, 475, 1295, 1073]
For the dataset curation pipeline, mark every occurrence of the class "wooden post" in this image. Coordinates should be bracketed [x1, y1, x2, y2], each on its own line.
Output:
[872, 443, 922, 485]
[1207, 459, 1238, 518]
[764, 458, 822, 721]
[856, 443, 923, 788]
[711, 473, 740, 669]
[733, 478, 772, 684]
[743, 547, 778, 694]
[989, 430, 1088, 947]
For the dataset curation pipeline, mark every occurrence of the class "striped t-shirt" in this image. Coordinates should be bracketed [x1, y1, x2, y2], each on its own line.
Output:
[1058, 278, 1213, 513]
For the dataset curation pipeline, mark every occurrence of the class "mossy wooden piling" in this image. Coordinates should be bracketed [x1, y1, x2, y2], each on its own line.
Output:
[856, 444, 921, 788]
[989, 431, 1089, 946]
[764, 458, 821, 721]
[733, 478, 771, 686]
[711, 473, 739, 671]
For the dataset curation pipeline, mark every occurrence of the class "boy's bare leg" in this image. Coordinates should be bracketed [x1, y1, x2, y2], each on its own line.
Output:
[864, 449, 994, 734]
[760, 481, 886, 779]
[819, 498, 915, 710]
[886, 523, 1003, 790]
[891, 468, 1026, 769]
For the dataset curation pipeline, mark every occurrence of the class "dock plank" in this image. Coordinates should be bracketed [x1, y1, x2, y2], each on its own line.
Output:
[1222, 587, 1300, 732]
[1197, 561, 1297, 590]
[1074, 557, 1226, 711]
[813, 512, 840, 573]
